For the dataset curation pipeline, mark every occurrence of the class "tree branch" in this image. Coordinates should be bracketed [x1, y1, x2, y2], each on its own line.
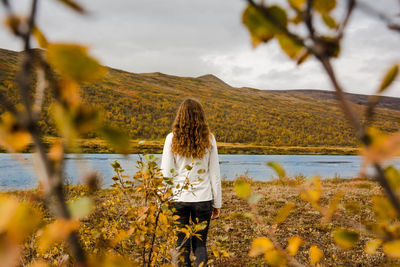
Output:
[337, 0, 356, 40]
[246, 0, 318, 56]
[357, 1, 400, 32]
[305, 0, 316, 41]
[24, 0, 38, 50]
[1, 0, 89, 264]
[319, 58, 400, 218]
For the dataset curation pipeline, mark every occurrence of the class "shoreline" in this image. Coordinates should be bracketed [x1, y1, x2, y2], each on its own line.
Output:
[0, 137, 360, 155]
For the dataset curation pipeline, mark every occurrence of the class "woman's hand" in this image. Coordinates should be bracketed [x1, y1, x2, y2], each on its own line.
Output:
[211, 208, 220, 219]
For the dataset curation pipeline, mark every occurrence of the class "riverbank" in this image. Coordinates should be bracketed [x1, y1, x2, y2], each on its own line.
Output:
[1, 137, 359, 155]
[8, 178, 399, 266]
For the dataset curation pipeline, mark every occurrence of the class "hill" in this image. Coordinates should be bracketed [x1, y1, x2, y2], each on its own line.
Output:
[0, 48, 399, 149]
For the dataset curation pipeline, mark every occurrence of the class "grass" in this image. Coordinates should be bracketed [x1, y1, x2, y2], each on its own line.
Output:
[9, 178, 400, 266]
[1, 137, 360, 155]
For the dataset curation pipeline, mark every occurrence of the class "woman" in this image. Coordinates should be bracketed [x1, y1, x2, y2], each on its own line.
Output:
[161, 98, 222, 267]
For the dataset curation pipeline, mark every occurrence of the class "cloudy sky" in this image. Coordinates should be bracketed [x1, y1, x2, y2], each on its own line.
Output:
[1, 0, 399, 97]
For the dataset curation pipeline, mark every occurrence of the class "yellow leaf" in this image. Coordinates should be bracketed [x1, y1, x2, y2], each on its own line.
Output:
[264, 249, 286, 267]
[372, 196, 398, 222]
[322, 14, 337, 29]
[288, 0, 306, 10]
[249, 237, 274, 257]
[38, 219, 80, 252]
[242, 5, 287, 47]
[286, 236, 302, 256]
[111, 228, 134, 246]
[47, 43, 106, 83]
[88, 254, 134, 267]
[365, 239, 382, 255]
[100, 125, 131, 154]
[56, 0, 86, 14]
[0, 196, 42, 242]
[68, 196, 93, 219]
[51, 103, 77, 148]
[58, 79, 81, 107]
[48, 139, 64, 163]
[159, 213, 168, 226]
[234, 180, 251, 199]
[8, 202, 42, 242]
[0, 196, 19, 232]
[211, 245, 220, 258]
[385, 166, 400, 191]
[297, 50, 310, 65]
[275, 202, 295, 225]
[309, 245, 323, 264]
[32, 26, 48, 48]
[277, 34, 304, 60]
[0, 112, 32, 152]
[362, 128, 400, 165]
[333, 228, 359, 249]
[383, 240, 400, 258]
[300, 177, 321, 204]
[266, 161, 286, 178]
[313, 0, 336, 14]
[379, 64, 399, 93]
[27, 260, 50, 267]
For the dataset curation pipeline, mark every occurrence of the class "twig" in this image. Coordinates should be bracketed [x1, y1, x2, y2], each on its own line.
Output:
[319, 58, 363, 136]
[305, 0, 315, 41]
[357, 1, 400, 32]
[365, 95, 379, 125]
[337, 0, 356, 40]
[24, 0, 38, 50]
[147, 209, 161, 267]
[32, 67, 47, 120]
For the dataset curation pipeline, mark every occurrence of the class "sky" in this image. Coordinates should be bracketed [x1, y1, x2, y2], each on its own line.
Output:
[0, 0, 399, 97]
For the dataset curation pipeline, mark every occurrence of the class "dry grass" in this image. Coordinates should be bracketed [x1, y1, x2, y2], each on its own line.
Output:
[10, 178, 400, 266]
[209, 179, 397, 266]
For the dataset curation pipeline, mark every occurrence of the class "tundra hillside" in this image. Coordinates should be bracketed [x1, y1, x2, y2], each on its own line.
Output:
[1, 48, 399, 153]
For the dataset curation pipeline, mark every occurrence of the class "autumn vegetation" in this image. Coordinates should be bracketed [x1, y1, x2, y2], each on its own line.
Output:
[1, 48, 400, 152]
[1, 0, 400, 266]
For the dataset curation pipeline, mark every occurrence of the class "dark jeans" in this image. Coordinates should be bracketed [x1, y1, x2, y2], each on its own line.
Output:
[172, 201, 212, 267]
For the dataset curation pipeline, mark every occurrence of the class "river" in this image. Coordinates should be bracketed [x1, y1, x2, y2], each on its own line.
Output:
[1, 153, 399, 190]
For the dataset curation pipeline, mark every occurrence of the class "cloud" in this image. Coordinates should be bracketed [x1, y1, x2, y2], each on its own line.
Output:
[0, 0, 399, 97]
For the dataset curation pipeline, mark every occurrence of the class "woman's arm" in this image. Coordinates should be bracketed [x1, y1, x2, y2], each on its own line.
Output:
[209, 134, 222, 210]
[160, 133, 175, 178]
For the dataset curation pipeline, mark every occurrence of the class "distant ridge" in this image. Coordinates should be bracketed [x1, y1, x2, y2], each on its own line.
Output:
[267, 89, 400, 111]
[197, 74, 232, 87]
[0, 48, 399, 147]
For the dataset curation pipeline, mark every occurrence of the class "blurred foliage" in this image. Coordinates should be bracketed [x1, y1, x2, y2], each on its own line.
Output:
[238, 0, 400, 265]
[0, 0, 400, 266]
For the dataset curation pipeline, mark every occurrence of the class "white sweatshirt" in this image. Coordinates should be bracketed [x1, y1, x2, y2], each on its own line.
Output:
[160, 132, 222, 208]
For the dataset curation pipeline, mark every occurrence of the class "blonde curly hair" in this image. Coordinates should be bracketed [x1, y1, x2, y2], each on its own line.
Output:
[171, 98, 211, 159]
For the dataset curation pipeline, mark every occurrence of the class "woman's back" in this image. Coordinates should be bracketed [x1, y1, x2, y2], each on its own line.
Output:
[161, 132, 221, 208]
[160, 98, 222, 267]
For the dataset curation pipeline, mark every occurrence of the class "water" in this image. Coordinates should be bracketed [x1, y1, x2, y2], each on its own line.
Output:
[1, 153, 400, 190]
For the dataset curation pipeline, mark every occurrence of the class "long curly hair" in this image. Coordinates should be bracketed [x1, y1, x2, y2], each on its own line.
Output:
[171, 98, 211, 159]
